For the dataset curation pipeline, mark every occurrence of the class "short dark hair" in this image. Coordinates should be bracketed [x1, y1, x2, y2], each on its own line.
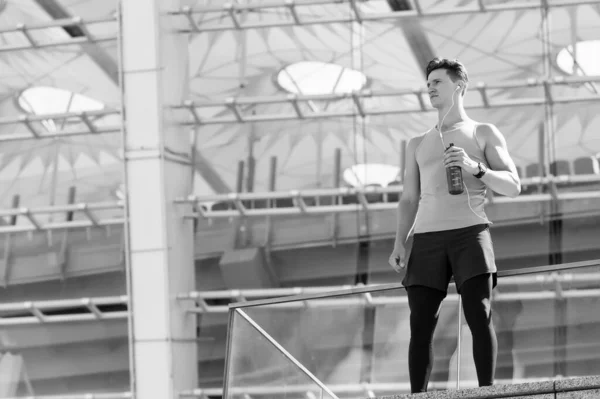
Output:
[426, 58, 469, 83]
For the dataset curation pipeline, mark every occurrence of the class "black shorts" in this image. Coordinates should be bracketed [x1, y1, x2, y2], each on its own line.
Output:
[401, 224, 497, 293]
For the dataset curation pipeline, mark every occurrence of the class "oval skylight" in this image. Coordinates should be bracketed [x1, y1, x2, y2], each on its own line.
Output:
[556, 40, 600, 75]
[18, 86, 105, 123]
[277, 61, 368, 95]
[343, 163, 401, 188]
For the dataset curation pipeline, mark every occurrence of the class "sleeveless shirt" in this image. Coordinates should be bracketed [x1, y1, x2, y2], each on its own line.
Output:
[413, 122, 491, 233]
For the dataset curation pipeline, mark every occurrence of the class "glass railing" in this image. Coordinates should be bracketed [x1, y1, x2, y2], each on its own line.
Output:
[459, 262, 600, 389]
[222, 259, 600, 398]
[225, 306, 338, 399]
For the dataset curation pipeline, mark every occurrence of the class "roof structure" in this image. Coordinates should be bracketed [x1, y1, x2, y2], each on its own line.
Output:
[0, 0, 599, 205]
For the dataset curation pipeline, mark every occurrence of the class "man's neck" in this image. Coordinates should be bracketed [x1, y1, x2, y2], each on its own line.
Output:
[436, 106, 470, 132]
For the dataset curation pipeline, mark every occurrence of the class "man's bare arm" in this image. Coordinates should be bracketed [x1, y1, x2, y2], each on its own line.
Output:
[476, 124, 521, 198]
[394, 136, 422, 248]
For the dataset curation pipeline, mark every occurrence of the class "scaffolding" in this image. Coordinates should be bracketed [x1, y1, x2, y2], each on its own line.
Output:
[176, 76, 600, 125]
[1, 394, 132, 399]
[0, 109, 121, 142]
[172, 0, 600, 32]
[175, 265, 600, 313]
[0, 201, 124, 234]
[177, 175, 600, 218]
[2, 267, 597, 326]
[0, 15, 117, 52]
[0, 295, 128, 325]
[0, 175, 594, 234]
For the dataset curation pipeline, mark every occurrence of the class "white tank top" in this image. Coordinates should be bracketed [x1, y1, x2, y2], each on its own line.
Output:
[413, 122, 491, 233]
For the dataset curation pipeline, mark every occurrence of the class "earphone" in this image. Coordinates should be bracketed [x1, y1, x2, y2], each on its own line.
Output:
[437, 83, 489, 224]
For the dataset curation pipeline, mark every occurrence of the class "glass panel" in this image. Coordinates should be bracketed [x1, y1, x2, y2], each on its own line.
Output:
[549, 1, 600, 268]
[370, 284, 462, 394]
[194, 1, 600, 396]
[240, 291, 369, 397]
[0, 319, 128, 396]
[226, 308, 337, 399]
[458, 264, 600, 387]
[241, 286, 460, 398]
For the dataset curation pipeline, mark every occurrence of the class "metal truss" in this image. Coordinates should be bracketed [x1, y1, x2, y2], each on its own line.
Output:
[0, 264, 594, 323]
[179, 271, 600, 313]
[0, 295, 128, 326]
[0, 15, 117, 52]
[172, 0, 600, 33]
[6, 270, 593, 325]
[182, 287, 600, 311]
[0, 109, 121, 142]
[0, 201, 124, 234]
[2, 394, 132, 399]
[175, 76, 600, 126]
[0, 175, 594, 231]
[177, 174, 600, 219]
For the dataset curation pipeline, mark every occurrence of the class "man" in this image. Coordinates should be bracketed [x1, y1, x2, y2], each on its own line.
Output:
[388, 58, 521, 393]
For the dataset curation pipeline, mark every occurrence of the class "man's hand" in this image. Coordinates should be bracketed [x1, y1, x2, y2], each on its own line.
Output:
[388, 244, 406, 273]
[444, 146, 478, 175]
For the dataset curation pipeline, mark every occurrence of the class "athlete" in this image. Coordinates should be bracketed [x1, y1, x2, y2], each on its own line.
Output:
[388, 58, 521, 393]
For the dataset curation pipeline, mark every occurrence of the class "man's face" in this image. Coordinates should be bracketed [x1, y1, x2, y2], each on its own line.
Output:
[427, 69, 459, 109]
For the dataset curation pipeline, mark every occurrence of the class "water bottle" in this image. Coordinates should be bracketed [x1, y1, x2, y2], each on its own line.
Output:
[446, 143, 464, 195]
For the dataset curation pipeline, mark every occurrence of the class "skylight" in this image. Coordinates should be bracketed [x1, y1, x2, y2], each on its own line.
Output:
[343, 163, 401, 188]
[18, 86, 105, 131]
[556, 40, 600, 76]
[277, 61, 368, 95]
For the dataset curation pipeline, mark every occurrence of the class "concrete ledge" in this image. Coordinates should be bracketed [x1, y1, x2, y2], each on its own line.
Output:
[557, 389, 600, 398]
[555, 376, 600, 392]
[377, 376, 600, 399]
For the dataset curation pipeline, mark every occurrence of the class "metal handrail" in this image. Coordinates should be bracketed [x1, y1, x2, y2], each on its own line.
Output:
[221, 258, 600, 310]
[179, 271, 600, 301]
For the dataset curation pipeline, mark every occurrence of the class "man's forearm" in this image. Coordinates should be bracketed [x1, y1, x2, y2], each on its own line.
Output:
[394, 198, 419, 247]
[479, 169, 520, 198]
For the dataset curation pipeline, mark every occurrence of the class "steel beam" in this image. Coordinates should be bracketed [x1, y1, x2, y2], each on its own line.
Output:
[1, 395, 131, 399]
[0, 201, 124, 234]
[33, 0, 119, 83]
[175, 76, 600, 126]
[0, 16, 116, 52]
[172, 0, 600, 33]
[0, 109, 120, 142]
[0, 295, 128, 326]
[178, 175, 600, 218]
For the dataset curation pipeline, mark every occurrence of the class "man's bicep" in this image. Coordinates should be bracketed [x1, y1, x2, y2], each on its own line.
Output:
[483, 125, 518, 174]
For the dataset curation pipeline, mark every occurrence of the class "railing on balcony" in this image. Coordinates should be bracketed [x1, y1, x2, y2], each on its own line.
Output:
[206, 258, 600, 399]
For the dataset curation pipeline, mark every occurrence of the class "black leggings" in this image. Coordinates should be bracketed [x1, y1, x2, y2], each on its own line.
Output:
[406, 273, 497, 393]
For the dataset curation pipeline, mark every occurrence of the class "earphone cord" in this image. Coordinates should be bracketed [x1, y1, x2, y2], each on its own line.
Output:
[438, 87, 489, 223]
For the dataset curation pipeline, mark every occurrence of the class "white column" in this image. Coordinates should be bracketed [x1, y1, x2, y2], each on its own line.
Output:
[120, 1, 197, 398]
